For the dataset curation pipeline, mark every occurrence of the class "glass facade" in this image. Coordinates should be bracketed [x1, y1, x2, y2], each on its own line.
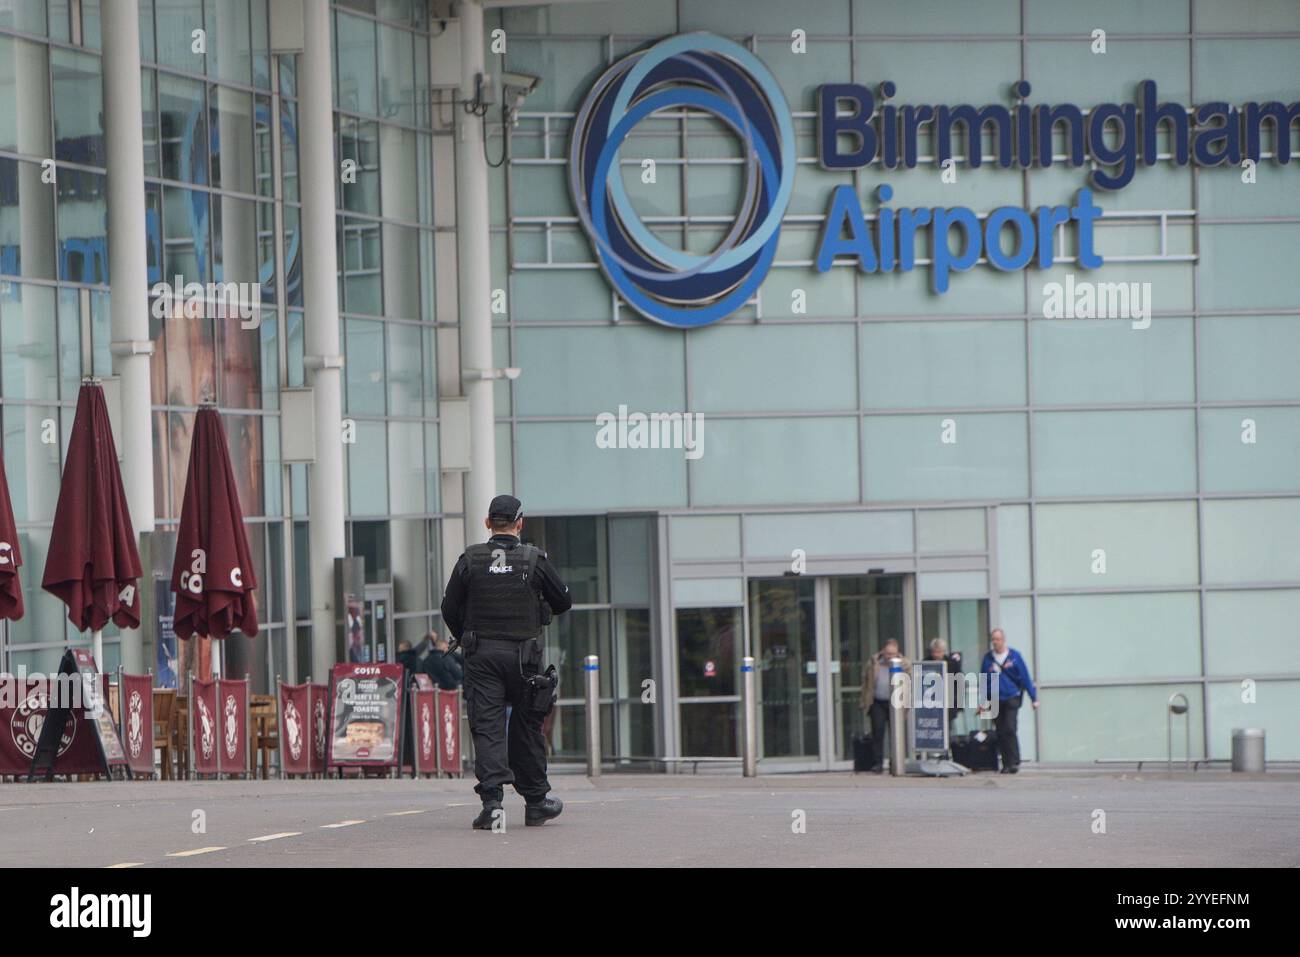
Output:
[487, 0, 1300, 764]
[0, 0, 1296, 766]
[0, 0, 445, 690]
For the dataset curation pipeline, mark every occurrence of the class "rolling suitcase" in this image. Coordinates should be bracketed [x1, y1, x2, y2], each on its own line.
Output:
[852, 733, 874, 772]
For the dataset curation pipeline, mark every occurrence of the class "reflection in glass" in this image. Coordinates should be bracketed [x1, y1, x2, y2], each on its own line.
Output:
[159, 73, 209, 185]
[613, 608, 654, 757]
[832, 575, 906, 759]
[680, 701, 738, 757]
[377, 23, 414, 125]
[0, 159, 58, 281]
[52, 48, 104, 166]
[749, 578, 818, 759]
[676, 606, 738, 697]
[340, 117, 379, 214]
[384, 320, 422, 416]
[1, 283, 58, 401]
[342, 217, 382, 314]
[344, 317, 384, 414]
[335, 11, 378, 116]
[3, 401, 62, 525]
[162, 186, 211, 283]
[524, 516, 607, 605]
[348, 420, 388, 516]
[57, 170, 108, 283]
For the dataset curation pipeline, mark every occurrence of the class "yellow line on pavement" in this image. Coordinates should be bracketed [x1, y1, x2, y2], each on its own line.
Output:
[106, 862, 144, 868]
[248, 832, 301, 842]
[386, 810, 427, 816]
[166, 847, 226, 857]
[320, 820, 365, 829]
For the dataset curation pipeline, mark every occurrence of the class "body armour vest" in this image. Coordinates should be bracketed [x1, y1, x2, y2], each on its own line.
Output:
[461, 542, 542, 639]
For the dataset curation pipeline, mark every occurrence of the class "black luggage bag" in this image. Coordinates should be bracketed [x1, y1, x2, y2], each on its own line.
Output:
[852, 733, 874, 772]
[952, 730, 999, 771]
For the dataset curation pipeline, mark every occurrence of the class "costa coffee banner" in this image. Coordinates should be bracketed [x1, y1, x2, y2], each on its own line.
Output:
[411, 688, 436, 775]
[216, 678, 248, 775]
[279, 682, 312, 776]
[0, 676, 103, 776]
[118, 672, 155, 777]
[190, 676, 220, 776]
[309, 683, 328, 773]
[434, 688, 462, 776]
[327, 663, 403, 768]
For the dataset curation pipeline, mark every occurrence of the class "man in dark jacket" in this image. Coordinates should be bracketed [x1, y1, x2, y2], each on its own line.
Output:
[421, 631, 464, 690]
[441, 494, 572, 830]
[979, 628, 1039, 774]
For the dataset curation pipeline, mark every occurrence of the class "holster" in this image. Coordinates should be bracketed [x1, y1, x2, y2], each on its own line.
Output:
[519, 638, 556, 716]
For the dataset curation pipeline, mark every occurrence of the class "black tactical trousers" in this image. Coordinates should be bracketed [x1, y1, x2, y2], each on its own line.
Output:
[463, 635, 550, 804]
[994, 695, 1022, 769]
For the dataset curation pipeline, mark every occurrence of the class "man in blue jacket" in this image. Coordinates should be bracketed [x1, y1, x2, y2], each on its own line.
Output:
[979, 628, 1039, 774]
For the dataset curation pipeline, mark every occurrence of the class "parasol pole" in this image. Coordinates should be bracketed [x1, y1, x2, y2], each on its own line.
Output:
[93, 629, 104, 673]
[196, 395, 225, 683]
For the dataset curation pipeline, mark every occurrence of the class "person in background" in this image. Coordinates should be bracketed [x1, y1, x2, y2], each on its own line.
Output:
[396, 639, 420, 684]
[979, 628, 1039, 774]
[927, 638, 964, 729]
[422, 630, 464, 691]
[861, 638, 910, 773]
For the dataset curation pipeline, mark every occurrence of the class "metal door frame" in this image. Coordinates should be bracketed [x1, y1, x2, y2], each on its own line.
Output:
[363, 583, 394, 665]
[749, 572, 918, 773]
[817, 572, 918, 772]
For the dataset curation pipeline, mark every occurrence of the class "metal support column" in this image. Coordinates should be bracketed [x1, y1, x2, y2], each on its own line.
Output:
[454, 0, 498, 528]
[300, 0, 348, 680]
[102, 0, 154, 674]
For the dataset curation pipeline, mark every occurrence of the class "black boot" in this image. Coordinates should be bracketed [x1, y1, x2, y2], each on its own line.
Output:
[472, 800, 503, 830]
[524, 797, 563, 827]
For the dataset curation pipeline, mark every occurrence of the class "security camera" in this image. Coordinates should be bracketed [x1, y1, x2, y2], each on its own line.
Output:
[499, 71, 540, 101]
[495, 71, 541, 124]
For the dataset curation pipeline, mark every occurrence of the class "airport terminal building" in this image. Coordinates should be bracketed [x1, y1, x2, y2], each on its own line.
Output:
[0, 0, 1296, 770]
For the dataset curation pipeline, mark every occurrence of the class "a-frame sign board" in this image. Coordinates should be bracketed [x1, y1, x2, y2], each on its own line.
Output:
[28, 648, 132, 781]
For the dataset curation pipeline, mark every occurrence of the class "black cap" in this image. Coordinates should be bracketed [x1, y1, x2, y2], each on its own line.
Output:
[488, 494, 523, 523]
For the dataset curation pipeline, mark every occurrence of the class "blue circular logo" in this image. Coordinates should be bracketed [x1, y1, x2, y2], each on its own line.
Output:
[569, 33, 795, 329]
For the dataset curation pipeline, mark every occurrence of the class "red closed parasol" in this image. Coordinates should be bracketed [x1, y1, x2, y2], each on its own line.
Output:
[170, 406, 259, 677]
[0, 450, 24, 621]
[41, 382, 143, 667]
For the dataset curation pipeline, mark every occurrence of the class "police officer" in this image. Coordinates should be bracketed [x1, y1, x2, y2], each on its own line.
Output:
[440, 494, 572, 829]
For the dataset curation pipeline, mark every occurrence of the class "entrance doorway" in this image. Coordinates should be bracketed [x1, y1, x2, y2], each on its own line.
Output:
[345, 584, 394, 665]
[748, 573, 915, 770]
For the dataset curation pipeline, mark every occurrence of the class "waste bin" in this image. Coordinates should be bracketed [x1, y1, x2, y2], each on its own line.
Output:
[1231, 728, 1265, 773]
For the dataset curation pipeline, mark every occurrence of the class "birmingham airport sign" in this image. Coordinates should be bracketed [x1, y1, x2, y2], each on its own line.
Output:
[568, 32, 1299, 328]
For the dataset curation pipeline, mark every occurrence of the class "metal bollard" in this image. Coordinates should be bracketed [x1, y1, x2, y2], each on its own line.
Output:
[1231, 728, 1265, 773]
[741, 656, 757, 777]
[889, 657, 907, 776]
[1167, 692, 1190, 773]
[584, 655, 600, 778]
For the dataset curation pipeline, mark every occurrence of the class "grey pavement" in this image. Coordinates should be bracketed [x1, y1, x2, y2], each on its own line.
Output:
[1, 769, 1297, 868]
